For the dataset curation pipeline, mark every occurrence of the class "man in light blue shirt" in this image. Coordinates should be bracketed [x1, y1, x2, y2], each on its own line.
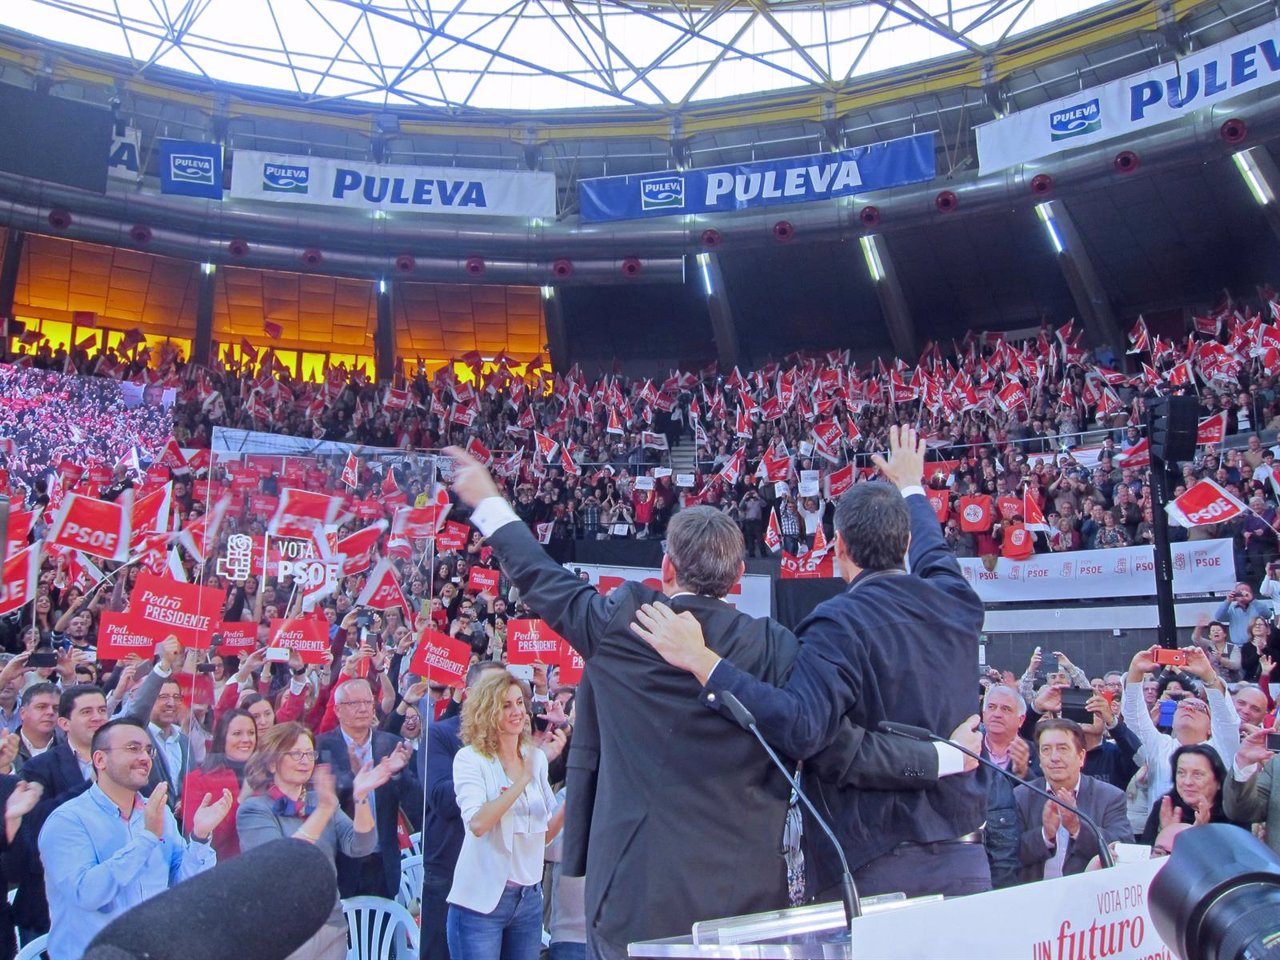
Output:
[1214, 581, 1274, 649]
[38, 717, 233, 960]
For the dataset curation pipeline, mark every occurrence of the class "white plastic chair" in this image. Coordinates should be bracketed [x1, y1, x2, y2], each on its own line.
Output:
[342, 896, 419, 960]
[397, 854, 423, 911]
[402, 832, 422, 859]
[15, 933, 48, 960]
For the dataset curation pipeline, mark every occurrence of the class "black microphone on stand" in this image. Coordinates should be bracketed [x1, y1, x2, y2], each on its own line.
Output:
[878, 720, 1115, 869]
[719, 690, 862, 924]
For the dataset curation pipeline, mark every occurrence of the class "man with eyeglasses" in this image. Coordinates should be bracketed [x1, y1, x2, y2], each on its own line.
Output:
[316, 678, 418, 900]
[38, 717, 233, 960]
[147, 679, 190, 808]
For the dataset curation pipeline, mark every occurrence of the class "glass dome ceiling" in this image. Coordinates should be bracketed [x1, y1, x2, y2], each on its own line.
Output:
[1, 0, 1115, 113]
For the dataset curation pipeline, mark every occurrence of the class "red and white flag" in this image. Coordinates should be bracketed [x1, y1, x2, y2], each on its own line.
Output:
[465, 437, 493, 466]
[178, 494, 230, 562]
[156, 438, 190, 475]
[356, 557, 413, 613]
[826, 464, 855, 498]
[392, 503, 450, 540]
[341, 452, 360, 488]
[1196, 411, 1228, 447]
[1166, 479, 1247, 527]
[335, 520, 388, 577]
[5, 510, 32, 561]
[0, 545, 40, 616]
[268, 489, 349, 542]
[1022, 488, 1050, 533]
[1118, 438, 1150, 469]
[130, 484, 172, 547]
[606, 407, 624, 436]
[534, 432, 559, 463]
[535, 522, 554, 544]
[764, 509, 782, 553]
[46, 492, 132, 562]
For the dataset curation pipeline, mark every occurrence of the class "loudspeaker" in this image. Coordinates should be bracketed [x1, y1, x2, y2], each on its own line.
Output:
[1148, 395, 1199, 463]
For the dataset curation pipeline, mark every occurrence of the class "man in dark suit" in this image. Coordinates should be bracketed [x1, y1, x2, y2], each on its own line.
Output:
[632, 426, 990, 900]
[1015, 719, 1131, 883]
[316, 678, 419, 899]
[446, 445, 967, 960]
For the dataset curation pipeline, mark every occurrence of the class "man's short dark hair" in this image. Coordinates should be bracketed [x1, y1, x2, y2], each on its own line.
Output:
[832, 482, 910, 572]
[466, 660, 506, 688]
[90, 717, 148, 755]
[21, 682, 58, 709]
[1034, 717, 1086, 752]
[58, 683, 105, 719]
[664, 506, 745, 597]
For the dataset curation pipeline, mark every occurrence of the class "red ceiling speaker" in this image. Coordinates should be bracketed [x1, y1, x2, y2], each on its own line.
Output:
[128, 224, 153, 244]
[47, 209, 71, 230]
[858, 205, 881, 228]
[1220, 117, 1248, 144]
[228, 238, 250, 258]
[301, 248, 323, 267]
[1030, 174, 1054, 196]
[552, 258, 574, 279]
[464, 256, 486, 276]
[621, 257, 642, 278]
[935, 190, 959, 213]
[1114, 150, 1140, 174]
[394, 254, 415, 273]
[772, 220, 795, 241]
[700, 228, 722, 250]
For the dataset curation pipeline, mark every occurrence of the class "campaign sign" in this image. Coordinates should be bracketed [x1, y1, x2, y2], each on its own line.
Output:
[215, 621, 258, 656]
[157, 139, 223, 200]
[506, 619, 564, 665]
[269, 617, 330, 664]
[97, 611, 164, 661]
[557, 639, 585, 685]
[47, 492, 131, 562]
[468, 567, 500, 596]
[130, 572, 223, 648]
[437, 521, 471, 552]
[409, 629, 471, 686]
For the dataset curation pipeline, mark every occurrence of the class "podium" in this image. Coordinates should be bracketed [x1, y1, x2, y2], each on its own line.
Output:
[628, 860, 1175, 960]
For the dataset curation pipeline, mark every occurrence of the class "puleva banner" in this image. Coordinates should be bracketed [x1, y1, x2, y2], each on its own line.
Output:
[977, 18, 1280, 172]
[158, 139, 223, 200]
[229, 149, 557, 218]
[578, 132, 936, 222]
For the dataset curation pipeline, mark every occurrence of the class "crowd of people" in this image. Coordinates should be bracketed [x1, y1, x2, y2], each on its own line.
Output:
[2, 295, 1280, 957]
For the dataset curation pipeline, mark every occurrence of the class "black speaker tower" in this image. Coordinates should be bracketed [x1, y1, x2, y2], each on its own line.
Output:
[1146, 396, 1201, 649]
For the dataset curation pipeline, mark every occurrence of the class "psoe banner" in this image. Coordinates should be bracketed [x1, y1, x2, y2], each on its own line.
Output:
[977, 18, 1280, 173]
[578, 132, 935, 222]
[230, 149, 557, 218]
[566, 563, 772, 617]
[959, 539, 1234, 603]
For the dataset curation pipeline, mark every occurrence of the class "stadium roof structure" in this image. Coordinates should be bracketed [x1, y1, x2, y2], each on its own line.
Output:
[1, 0, 1122, 115]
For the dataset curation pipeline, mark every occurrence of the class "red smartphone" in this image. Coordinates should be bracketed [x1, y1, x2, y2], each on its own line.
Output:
[1153, 648, 1188, 667]
[1100, 689, 1116, 707]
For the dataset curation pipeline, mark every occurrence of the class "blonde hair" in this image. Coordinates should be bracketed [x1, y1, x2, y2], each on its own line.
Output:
[245, 721, 313, 793]
[460, 670, 528, 759]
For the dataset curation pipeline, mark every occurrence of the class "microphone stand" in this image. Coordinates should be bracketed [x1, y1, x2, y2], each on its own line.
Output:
[719, 690, 862, 924]
[878, 720, 1115, 869]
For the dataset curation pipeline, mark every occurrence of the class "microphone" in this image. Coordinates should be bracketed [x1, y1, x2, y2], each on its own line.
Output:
[719, 690, 862, 924]
[878, 720, 1115, 869]
[83, 838, 337, 960]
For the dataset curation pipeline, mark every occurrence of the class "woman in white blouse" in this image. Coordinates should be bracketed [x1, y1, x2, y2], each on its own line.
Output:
[448, 670, 562, 960]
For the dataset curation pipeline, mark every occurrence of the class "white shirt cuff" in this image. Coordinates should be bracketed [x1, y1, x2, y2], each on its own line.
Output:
[469, 497, 521, 538]
[152, 663, 172, 678]
[1234, 759, 1261, 781]
[899, 485, 926, 500]
[934, 741, 966, 777]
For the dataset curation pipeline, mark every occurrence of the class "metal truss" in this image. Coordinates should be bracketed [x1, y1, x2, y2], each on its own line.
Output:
[2, 0, 1113, 113]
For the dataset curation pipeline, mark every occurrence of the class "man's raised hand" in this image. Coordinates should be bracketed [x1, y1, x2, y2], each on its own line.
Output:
[443, 446, 503, 509]
[870, 425, 926, 492]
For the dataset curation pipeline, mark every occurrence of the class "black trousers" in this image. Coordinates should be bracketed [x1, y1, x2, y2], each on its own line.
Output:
[819, 842, 992, 902]
[420, 866, 453, 960]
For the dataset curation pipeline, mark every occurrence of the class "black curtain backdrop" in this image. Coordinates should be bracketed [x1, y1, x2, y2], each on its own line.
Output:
[772, 578, 844, 630]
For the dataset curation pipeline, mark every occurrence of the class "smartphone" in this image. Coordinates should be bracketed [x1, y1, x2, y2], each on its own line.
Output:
[1059, 688, 1094, 724]
[1100, 689, 1116, 708]
[1154, 648, 1188, 667]
[355, 612, 373, 629]
[1158, 700, 1178, 728]
[1040, 652, 1059, 675]
[507, 663, 534, 683]
[196, 662, 217, 674]
[264, 646, 291, 663]
[1266, 733, 1280, 752]
[28, 652, 58, 669]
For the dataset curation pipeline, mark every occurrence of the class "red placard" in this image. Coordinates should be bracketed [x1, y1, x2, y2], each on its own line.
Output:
[556, 638, 585, 685]
[467, 567, 500, 596]
[215, 621, 259, 656]
[130, 572, 224, 648]
[409, 629, 471, 687]
[47, 492, 131, 562]
[248, 494, 279, 517]
[269, 617, 330, 664]
[506, 619, 563, 665]
[437, 521, 470, 552]
[97, 611, 165, 661]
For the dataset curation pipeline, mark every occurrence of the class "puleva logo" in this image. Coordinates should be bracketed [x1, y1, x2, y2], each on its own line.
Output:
[640, 175, 684, 212]
[262, 162, 310, 194]
[1049, 98, 1102, 141]
[169, 154, 215, 185]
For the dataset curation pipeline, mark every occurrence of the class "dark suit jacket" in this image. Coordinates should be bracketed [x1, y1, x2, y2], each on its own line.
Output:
[487, 518, 940, 948]
[11, 742, 89, 931]
[421, 715, 464, 878]
[316, 726, 421, 899]
[1014, 774, 1131, 883]
[701, 494, 990, 891]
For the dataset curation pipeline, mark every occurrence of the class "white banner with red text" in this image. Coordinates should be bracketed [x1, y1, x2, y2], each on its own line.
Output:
[959, 539, 1234, 603]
